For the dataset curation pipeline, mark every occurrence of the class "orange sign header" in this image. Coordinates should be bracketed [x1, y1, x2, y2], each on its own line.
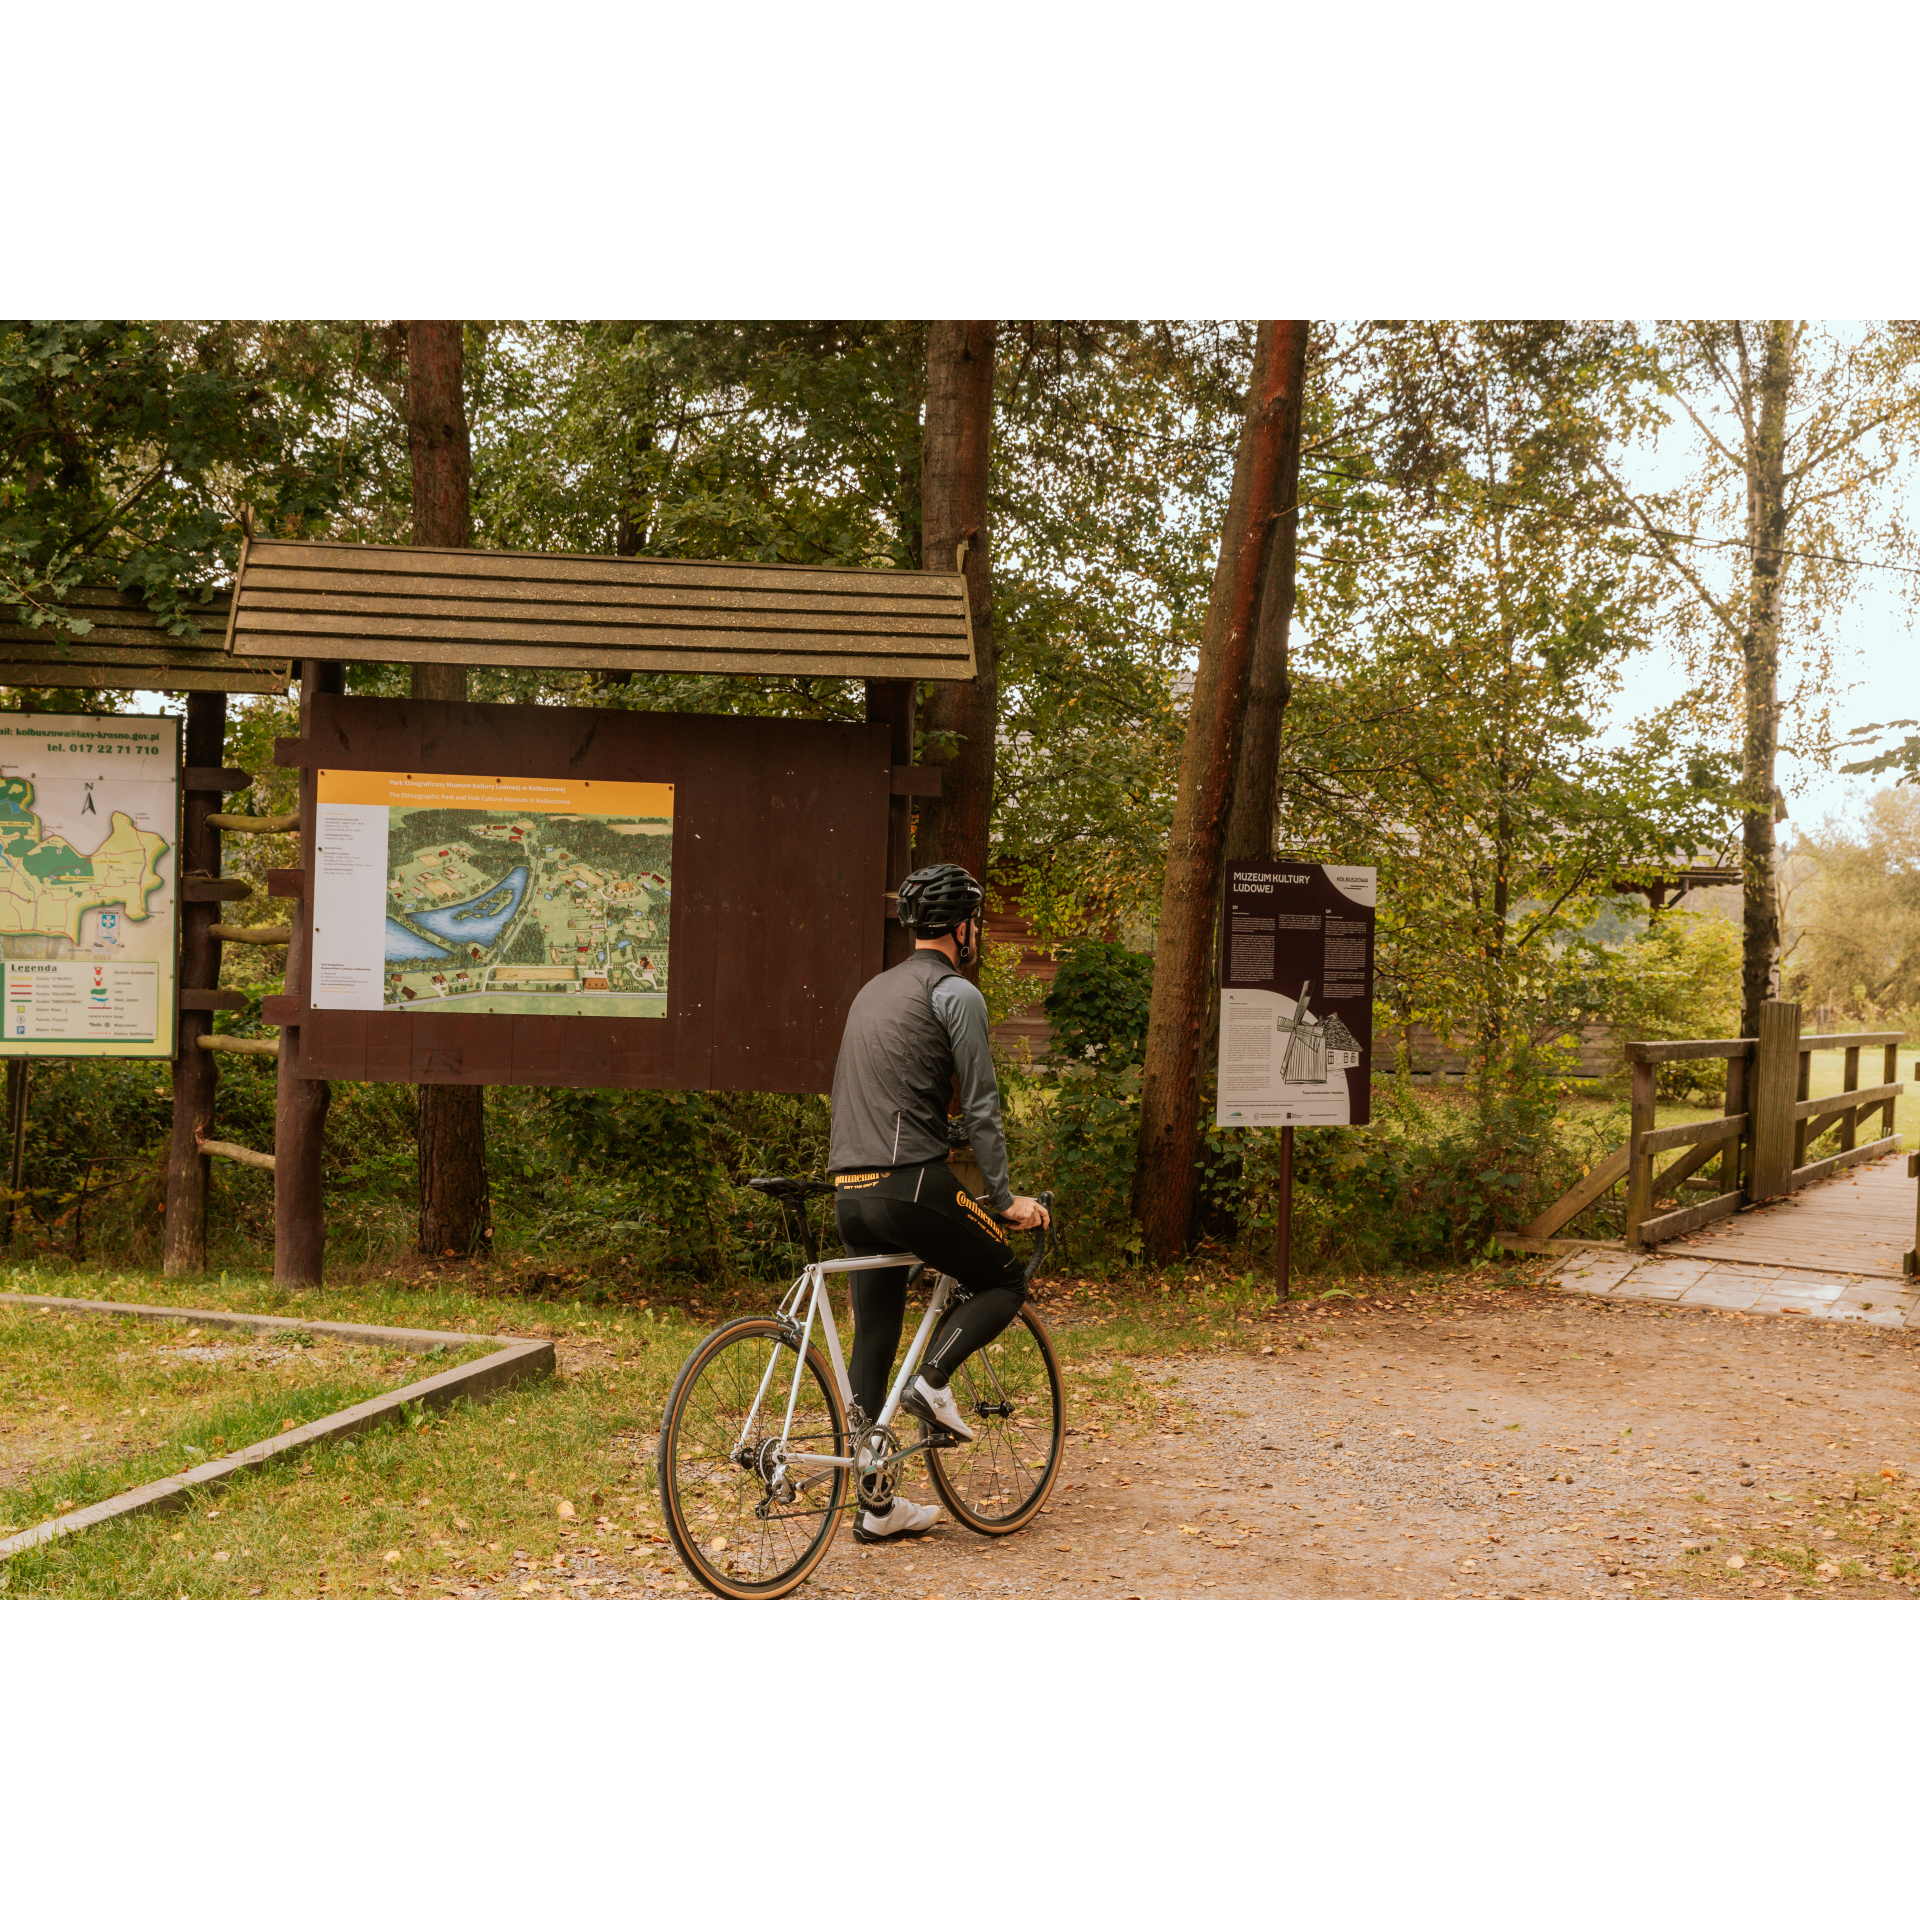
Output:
[317, 770, 673, 819]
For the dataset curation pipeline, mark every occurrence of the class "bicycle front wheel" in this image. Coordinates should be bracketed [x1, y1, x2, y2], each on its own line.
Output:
[657, 1317, 849, 1600]
[925, 1304, 1064, 1535]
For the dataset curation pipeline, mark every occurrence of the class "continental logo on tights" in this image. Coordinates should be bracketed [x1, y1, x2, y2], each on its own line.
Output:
[956, 1186, 1008, 1244]
[834, 1172, 882, 1189]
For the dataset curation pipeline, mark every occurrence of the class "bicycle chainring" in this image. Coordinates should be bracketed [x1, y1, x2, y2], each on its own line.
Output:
[855, 1422, 902, 1510]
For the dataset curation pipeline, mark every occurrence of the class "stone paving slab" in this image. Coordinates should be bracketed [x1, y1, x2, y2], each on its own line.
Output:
[1557, 1251, 1644, 1295]
[1546, 1248, 1920, 1328]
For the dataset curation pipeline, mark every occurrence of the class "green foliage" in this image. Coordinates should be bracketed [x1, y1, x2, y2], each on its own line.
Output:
[1278, 322, 1737, 1092]
[990, 325, 1254, 937]
[1589, 908, 1743, 1100]
[1786, 788, 1920, 1028]
[0, 322, 347, 632]
[1042, 940, 1154, 1066]
[1027, 1062, 1145, 1250]
[536, 1085, 836, 1288]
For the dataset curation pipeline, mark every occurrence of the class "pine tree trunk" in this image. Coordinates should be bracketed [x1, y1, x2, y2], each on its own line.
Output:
[1739, 322, 1794, 1041]
[1221, 322, 1311, 866]
[1132, 324, 1300, 1264]
[407, 320, 491, 1257]
[913, 322, 998, 891]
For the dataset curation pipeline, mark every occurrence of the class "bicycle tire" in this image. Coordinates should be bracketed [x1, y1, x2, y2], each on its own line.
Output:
[924, 1303, 1064, 1535]
[657, 1316, 849, 1600]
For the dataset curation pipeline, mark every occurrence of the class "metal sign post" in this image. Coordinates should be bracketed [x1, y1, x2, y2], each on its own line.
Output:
[1216, 861, 1378, 1298]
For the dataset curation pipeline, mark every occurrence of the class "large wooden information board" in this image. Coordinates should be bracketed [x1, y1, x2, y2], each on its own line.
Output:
[275, 696, 890, 1095]
[1216, 860, 1377, 1128]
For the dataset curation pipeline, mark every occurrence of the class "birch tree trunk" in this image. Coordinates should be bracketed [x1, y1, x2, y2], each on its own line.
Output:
[1132, 323, 1299, 1263]
[407, 319, 492, 1259]
[1739, 321, 1794, 1041]
[913, 322, 998, 894]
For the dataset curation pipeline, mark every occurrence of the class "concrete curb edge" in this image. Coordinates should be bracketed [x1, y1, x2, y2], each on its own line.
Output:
[0, 1292, 556, 1563]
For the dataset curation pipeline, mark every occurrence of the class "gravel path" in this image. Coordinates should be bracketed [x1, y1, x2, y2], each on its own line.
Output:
[455, 1288, 1920, 1601]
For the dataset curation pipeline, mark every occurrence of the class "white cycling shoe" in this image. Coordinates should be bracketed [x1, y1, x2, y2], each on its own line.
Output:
[853, 1495, 941, 1544]
[902, 1373, 976, 1444]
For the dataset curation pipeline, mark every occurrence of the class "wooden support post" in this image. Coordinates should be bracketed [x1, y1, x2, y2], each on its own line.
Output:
[4, 1058, 28, 1245]
[164, 691, 227, 1274]
[1908, 1145, 1920, 1279]
[1274, 1124, 1294, 1300]
[1720, 1046, 1750, 1197]
[273, 659, 339, 1289]
[1625, 1056, 1656, 1248]
[1885, 1042, 1901, 1139]
[1748, 1000, 1801, 1202]
[1841, 1045, 1860, 1152]
[867, 678, 915, 970]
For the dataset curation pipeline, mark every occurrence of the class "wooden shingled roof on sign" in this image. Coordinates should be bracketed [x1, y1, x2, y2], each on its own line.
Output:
[226, 538, 978, 681]
[0, 589, 287, 694]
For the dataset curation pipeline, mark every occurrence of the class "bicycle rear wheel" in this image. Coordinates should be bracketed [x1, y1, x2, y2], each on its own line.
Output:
[924, 1304, 1064, 1535]
[658, 1316, 849, 1600]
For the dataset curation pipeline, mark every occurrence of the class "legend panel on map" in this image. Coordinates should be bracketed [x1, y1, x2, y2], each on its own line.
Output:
[3, 961, 160, 1043]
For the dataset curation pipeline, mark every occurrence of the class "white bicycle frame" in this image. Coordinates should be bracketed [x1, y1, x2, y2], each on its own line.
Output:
[737, 1251, 964, 1497]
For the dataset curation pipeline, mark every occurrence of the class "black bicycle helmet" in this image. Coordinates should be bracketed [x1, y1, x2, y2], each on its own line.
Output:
[897, 863, 985, 935]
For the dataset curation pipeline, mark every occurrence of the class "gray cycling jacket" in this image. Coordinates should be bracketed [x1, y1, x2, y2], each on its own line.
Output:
[828, 948, 1015, 1213]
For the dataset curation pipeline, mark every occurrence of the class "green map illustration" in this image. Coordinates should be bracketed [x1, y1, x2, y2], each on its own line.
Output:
[382, 806, 672, 1016]
[0, 775, 169, 944]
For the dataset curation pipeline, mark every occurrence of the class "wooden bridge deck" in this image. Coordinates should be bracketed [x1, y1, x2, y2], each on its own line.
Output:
[1679, 1151, 1913, 1277]
[1554, 1151, 1920, 1328]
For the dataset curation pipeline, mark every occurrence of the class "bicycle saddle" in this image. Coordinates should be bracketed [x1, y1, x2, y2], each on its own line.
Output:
[743, 1175, 832, 1199]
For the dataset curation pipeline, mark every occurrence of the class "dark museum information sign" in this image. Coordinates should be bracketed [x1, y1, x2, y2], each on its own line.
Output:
[1216, 861, 1376, 1128]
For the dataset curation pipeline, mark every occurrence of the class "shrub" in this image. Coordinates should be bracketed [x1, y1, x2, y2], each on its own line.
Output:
[1229, 1070, 1617, 1270]
[1042, 939, 1153, 1067]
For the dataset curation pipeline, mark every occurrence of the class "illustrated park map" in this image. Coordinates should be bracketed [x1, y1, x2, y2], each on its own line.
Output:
[310, 771, 673, 1017]
[0, 713, 179, 1058]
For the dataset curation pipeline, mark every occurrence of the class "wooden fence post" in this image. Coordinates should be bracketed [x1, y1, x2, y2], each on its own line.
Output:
[164, 691, 227, 1273]
[1720, 1044, 1750, 1197]
[1792, 1042, 1812, 1170]
[273, 660, 338, 1289]
[1748, 1000, 1801, 1202]
[1625, 1055, 1656, 1248]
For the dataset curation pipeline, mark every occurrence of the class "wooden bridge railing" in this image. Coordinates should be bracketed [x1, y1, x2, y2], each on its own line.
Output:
[1517, 1001, 1907, 1252]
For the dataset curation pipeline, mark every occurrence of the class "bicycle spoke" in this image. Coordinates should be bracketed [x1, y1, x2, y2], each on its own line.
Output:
[927, 1307, 1063, 1532]
[660, 1320, 847, 1595]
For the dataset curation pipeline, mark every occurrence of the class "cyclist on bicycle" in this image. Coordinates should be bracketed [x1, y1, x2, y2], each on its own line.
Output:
[829, 861, 1051, 1544]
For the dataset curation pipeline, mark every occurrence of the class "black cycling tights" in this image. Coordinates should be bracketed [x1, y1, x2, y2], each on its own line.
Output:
[832, 1160, 1029, 1427]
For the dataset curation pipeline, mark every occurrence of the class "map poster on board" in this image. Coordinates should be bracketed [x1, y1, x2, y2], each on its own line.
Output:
[1216, 860, 1376, 1128]
[0, 712, 179, 1059]
[309, 770, 674, 1017]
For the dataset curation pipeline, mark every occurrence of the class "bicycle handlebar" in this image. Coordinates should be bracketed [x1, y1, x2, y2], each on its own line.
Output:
[1016, 1189, 1056, 1284]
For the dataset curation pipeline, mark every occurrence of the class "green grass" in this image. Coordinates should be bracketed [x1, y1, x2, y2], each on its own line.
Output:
[0, 1304, 476, 1537]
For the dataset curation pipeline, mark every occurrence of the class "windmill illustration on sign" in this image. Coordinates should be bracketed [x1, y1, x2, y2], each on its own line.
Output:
[1276, 981, 1362, 1085]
